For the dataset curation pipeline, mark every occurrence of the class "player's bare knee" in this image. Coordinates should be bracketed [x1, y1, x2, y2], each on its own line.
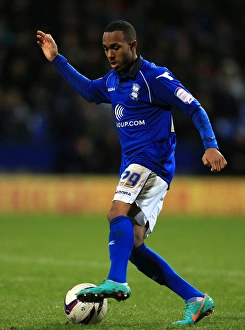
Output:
[133, 236, 144, 248]
[107, 209, 128, 222]
[107, 201, 131, 222]
[107, 210, 114, 222]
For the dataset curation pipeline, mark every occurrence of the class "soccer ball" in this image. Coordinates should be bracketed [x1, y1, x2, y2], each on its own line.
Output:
[64, 283, 108, 324]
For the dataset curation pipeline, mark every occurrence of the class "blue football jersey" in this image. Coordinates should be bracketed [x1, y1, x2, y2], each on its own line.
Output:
[52, 54, 218, 185]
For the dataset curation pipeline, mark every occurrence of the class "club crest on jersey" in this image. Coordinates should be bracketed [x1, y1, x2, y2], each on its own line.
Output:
[174, 87, 194, 104]
[130, 83, 140, 100]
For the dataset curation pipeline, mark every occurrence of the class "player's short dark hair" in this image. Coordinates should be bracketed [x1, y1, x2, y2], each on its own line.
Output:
[104, 20, 136, 42]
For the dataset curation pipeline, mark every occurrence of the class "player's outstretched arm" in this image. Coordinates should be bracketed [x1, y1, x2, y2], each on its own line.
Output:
[202, 148, 227, 172]
[36, 30, 58, 62]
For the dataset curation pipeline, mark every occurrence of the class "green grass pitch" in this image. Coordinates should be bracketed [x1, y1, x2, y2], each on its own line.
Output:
[0, 213, 244, 330]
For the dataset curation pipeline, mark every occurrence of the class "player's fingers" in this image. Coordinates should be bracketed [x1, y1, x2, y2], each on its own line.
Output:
[202, 156, 210, 167]
[222, 157, 228, 168]
[210, 164, 218, 172]
[211, 157, 227, 172]
[36, 31, 45, 39]
[215, 157, 227, 171]
[37, 31, 53, 41]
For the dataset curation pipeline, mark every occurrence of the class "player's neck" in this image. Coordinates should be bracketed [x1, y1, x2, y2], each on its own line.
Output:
[119, 56, 138, 77]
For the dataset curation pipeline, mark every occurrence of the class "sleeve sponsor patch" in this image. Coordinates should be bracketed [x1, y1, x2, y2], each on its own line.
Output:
[174, 87, 194, 104]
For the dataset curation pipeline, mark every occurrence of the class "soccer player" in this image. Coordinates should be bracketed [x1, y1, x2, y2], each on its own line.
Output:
[37, 21, 227, 325]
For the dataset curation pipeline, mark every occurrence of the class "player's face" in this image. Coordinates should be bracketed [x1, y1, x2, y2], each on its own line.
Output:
[102, 31, 137, 72]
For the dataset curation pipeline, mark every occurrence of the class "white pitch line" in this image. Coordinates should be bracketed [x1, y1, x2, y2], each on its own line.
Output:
[180, 267, 245, 278]
[0, 255, 108, 268]
[0, 255, 244, 278]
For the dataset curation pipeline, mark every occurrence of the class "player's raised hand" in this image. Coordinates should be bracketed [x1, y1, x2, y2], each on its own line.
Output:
[202, 148, 227, 173]
[36, 30, 58, 62]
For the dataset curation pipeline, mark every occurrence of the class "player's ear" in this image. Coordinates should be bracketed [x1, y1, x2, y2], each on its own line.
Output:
[129, 40, 137, 50]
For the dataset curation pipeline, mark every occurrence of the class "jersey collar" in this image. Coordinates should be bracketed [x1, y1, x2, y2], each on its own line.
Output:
[127, 55, 144, 78]
[118, 56, 144, 80]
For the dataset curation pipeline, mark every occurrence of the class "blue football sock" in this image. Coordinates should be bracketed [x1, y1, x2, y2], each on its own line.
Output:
[107, 216, 134, 283]
[129, 243, 204, 300]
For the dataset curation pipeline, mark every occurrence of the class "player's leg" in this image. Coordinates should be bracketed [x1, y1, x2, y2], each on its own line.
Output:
[129, 173, 215, 325]
[130, 241, 204, 301]
[128, 173, 204, 299]
[76, 200, 134, 302]
[76, 164, 152, 303]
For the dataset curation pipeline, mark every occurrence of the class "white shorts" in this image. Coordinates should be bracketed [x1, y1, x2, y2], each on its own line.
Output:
[113, 164, 168, 237]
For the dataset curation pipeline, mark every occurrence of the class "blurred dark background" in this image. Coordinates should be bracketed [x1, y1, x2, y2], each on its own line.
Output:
[0, 0, 244, 175]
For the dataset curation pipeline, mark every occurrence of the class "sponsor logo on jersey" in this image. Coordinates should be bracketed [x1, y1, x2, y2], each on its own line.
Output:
[115, 190, 131, 196]
[116, 120, 145, 128]
[114, 103, 146, 128]
[130, 83, 140, 100]
[115, 104, 124, 120]
[174, 87, 194, 104]
[108, 87, 115, 92]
